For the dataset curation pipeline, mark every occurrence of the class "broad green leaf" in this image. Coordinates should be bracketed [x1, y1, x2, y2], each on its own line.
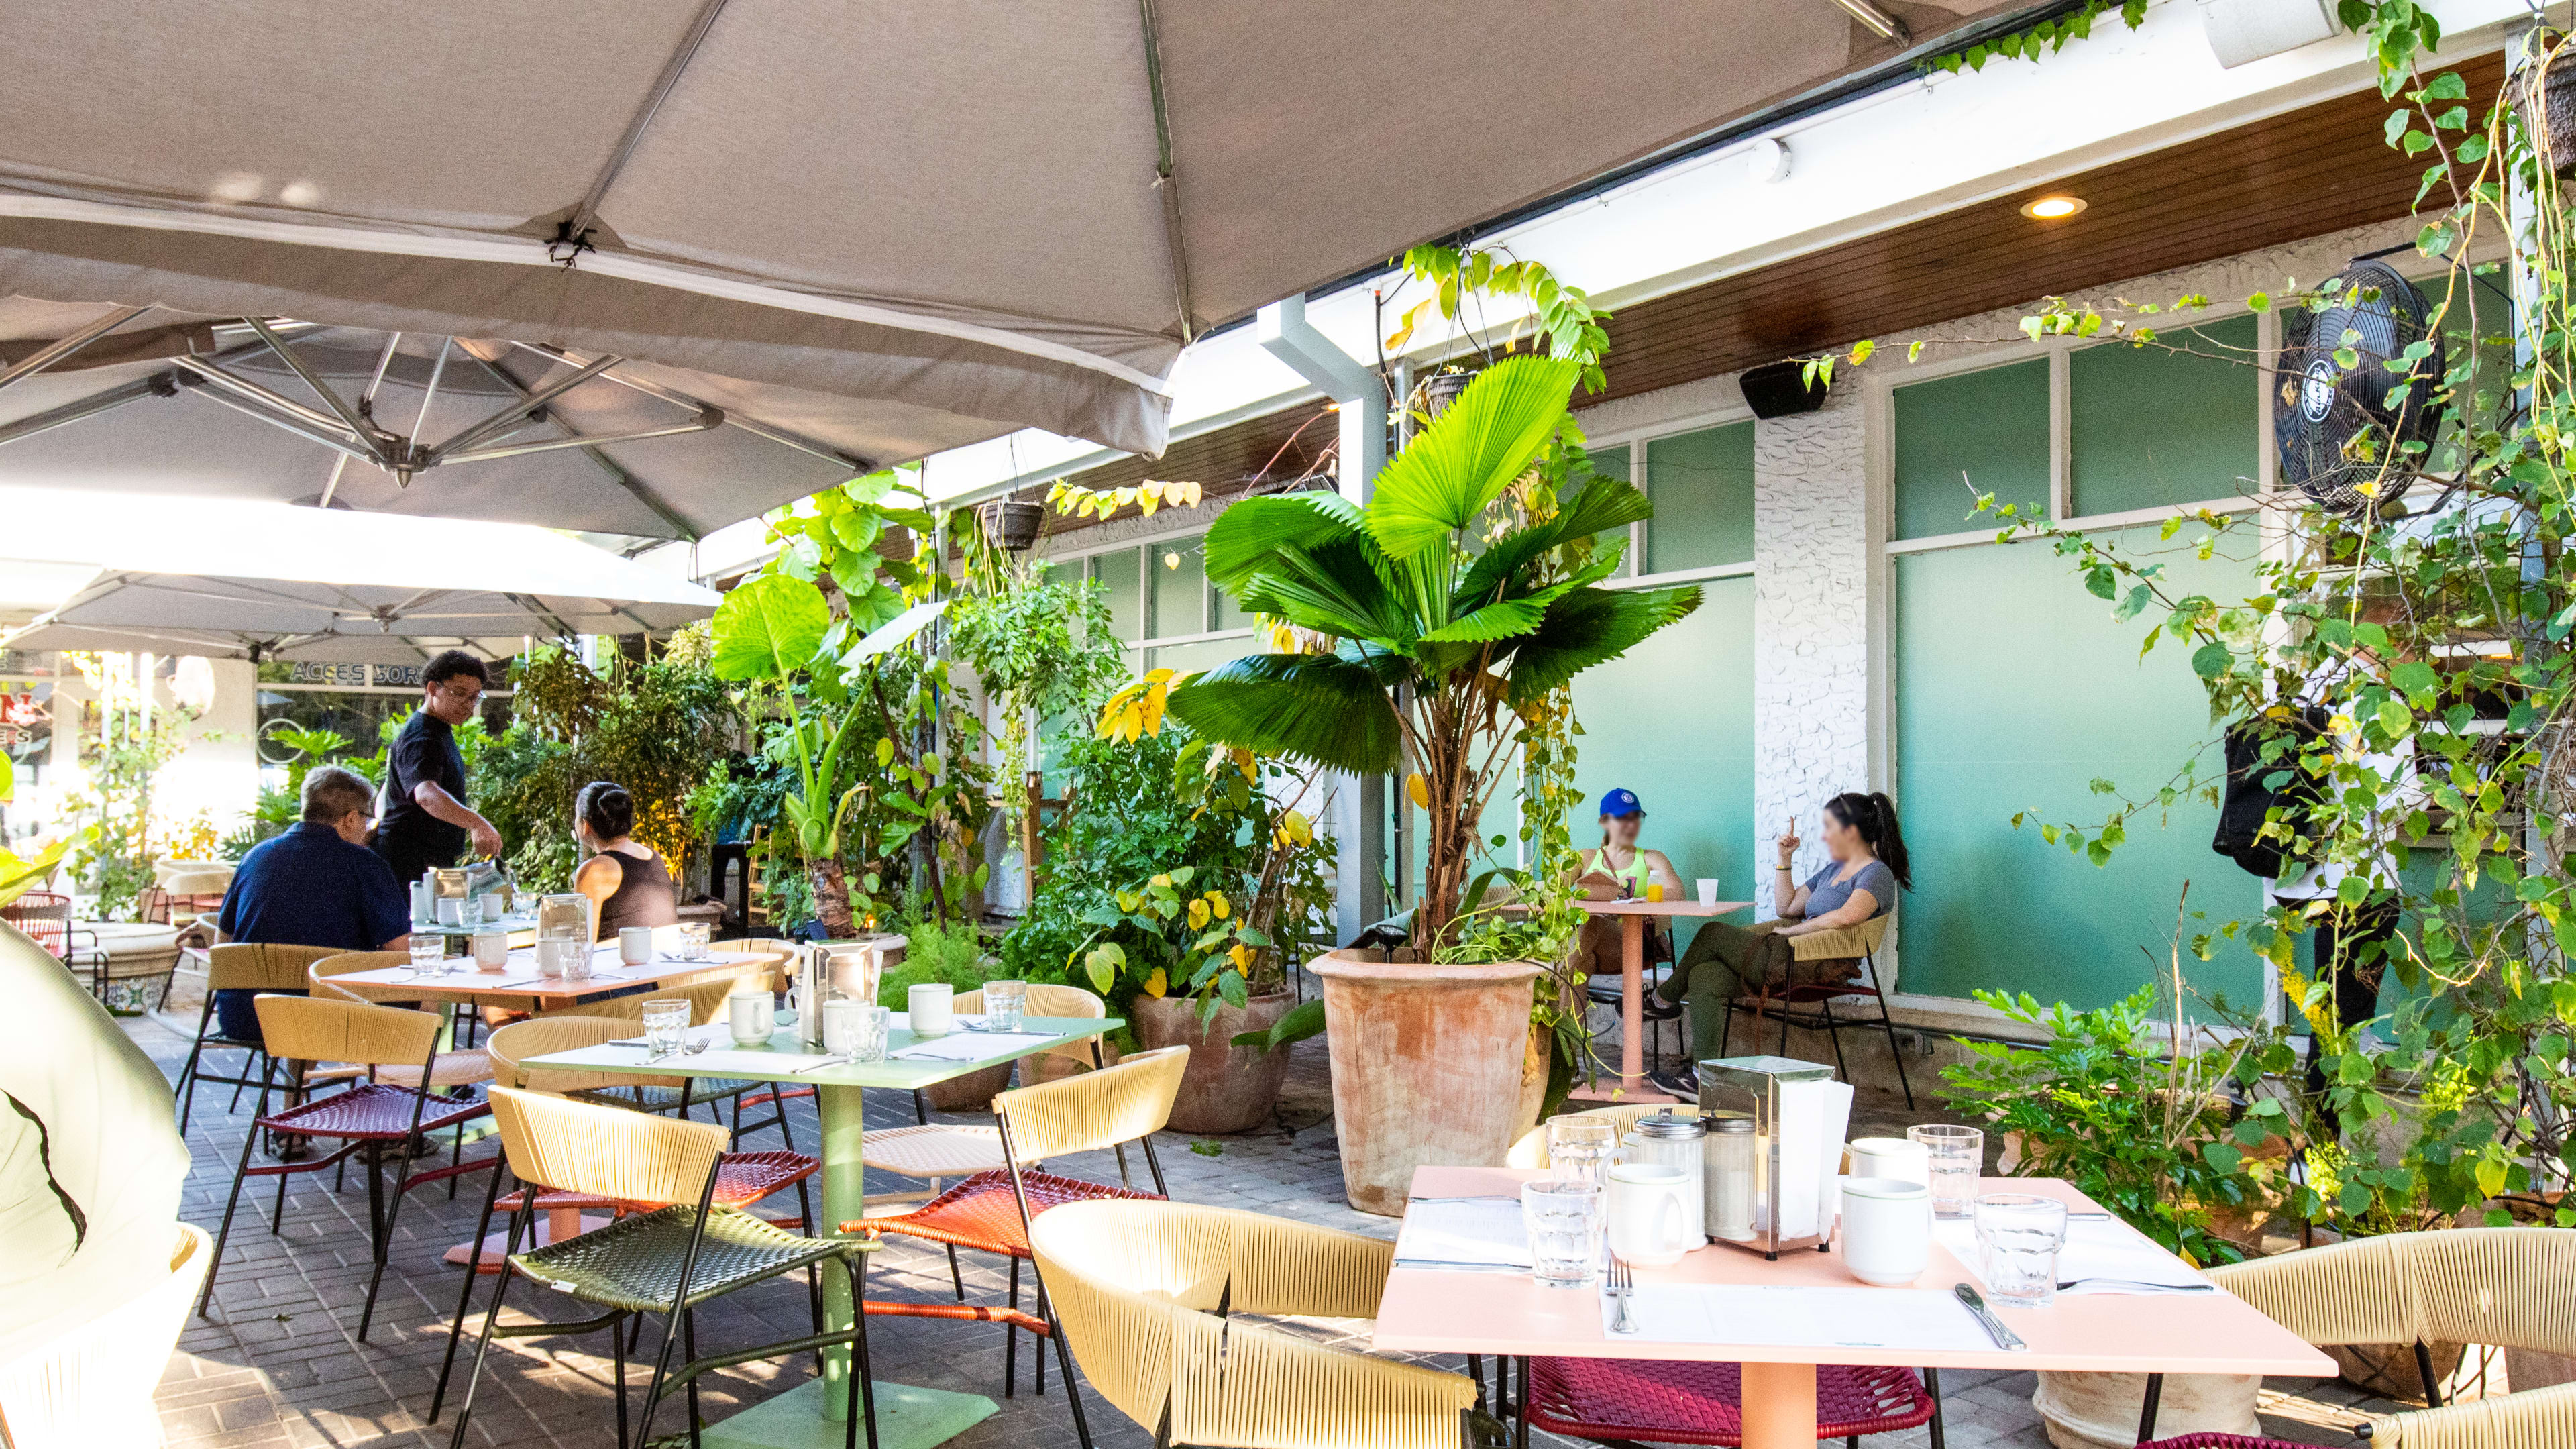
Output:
[1505, 585, 1703, 706]
[1362, 354, 1579, 559]
[1204, 494, 1366, 592]
[710, 574, 830, 682]
[1232, 998, 1328, 1051]
[1167, 653, 1407, 773]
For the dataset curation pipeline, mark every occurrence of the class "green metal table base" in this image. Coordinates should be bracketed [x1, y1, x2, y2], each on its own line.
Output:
[700, 1377, 996, 1449]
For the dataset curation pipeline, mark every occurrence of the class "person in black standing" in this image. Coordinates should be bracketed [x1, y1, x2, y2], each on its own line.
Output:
[373, 650, 502, 887]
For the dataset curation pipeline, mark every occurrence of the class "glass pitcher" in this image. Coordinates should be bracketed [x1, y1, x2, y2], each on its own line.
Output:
[535, 892, 590, 979]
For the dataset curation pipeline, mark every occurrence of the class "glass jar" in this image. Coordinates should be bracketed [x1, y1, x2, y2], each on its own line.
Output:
[537, 892, 590, 942]
[1703, 1114, 1757, 1242]
[1621, 1113, 1706, 1250]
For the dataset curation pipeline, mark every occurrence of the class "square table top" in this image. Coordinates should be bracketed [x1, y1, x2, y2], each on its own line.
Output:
[327, 945, 774, 1004]
[1373, 1165, 2334, 1377]
[1574, 898, 1753, 918]
[522, 1015, 1120, 1091]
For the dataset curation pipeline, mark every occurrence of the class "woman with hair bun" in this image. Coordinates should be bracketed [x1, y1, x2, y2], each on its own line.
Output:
[571, 780, 679, 941]
[1647, 790, 1911, 1094]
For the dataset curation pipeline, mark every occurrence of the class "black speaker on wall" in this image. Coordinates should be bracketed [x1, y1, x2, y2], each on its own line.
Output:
[1738, 358, 1831, 419]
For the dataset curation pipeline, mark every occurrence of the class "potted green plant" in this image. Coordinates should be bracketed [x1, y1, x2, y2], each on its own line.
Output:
[1167, 353, 1699, 1212]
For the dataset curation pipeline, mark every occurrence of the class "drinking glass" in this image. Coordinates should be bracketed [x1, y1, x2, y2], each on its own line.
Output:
[985, 979, 1028, 1032]
[851, 1004, 890, 1062]
[460, 896, 484, 929]
[535, 937, 578, 979]
[643, 999, 691, 1060]
[409, 936, 448, 975]
[561, 942, 594, 982]
[1520, 1179, 1604, 1289]
[1973, 1193, 2068, 1309]
[677, 921, 712, 961]
[1909, 1124, 1984, 1219]
[1545, 1115, 1619, 1189]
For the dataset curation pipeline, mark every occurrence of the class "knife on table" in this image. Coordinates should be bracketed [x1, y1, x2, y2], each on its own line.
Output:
[1953, 1283, 2027, 1351]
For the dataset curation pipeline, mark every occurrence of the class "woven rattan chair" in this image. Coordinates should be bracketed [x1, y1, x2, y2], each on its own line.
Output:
[1523, 1358, 1939, 1448]
[1032, 1197, 1485, 1449]
[0, 890, 75, 962]
[2129, 1228, 2576, 1449]
[197, 994, 492, 1339]
[172, 943, 339, 1132]
[311, 952, 497, 1089]
[437, 1086, 878, 1449]
[1719, 915, 1911, 1108]
[843, 1043, 1187, 1428]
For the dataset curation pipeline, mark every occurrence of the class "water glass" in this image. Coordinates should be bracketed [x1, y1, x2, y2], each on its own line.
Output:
[1909, 1124, 1984, 1219]
[642, 999, 691, 1060]
[676, 921, 712, 961]
[535, 937, 577, 979]
[985, 979, 1028, 1031]
[471, 930, 509, 970]
[460, 896, 484, 929]
[562, 943, 594, 982]
[1546, 1114, 1619, 1189]
[1973, 1193, 2068, 1309]
[851, 1003, 890, 1062]
[409, 935, 448, 975]
[1521, 1179, 1605, 1289]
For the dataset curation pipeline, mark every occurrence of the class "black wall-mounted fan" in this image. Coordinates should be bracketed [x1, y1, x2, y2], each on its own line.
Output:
[2273, 258, 2447, 514]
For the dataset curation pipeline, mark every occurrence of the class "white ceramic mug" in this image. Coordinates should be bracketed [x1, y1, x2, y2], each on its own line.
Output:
[620, 926, 655, 967]
[822, 998, 864, 1056]
[1695, 877, 1719, 908]
[471, 930, 509, 970]
[436, 896, 464, 926]
[1847, 1136, 1932, 1187]
[1605, 1164, 1697, 1267]
[908, 982, 955, 1036]
[729, 989, 775, 1046]
[1839, 1177, 1932, 1286]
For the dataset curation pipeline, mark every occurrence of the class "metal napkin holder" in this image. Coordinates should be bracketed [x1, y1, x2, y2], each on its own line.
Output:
[1696, 1054, 1837, 1260]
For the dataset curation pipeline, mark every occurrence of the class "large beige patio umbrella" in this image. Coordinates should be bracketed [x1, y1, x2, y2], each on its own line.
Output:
[0, 0, 2029, 484]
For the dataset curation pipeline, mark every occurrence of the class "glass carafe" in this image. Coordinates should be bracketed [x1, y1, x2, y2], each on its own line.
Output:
[535, 892, 589, 979]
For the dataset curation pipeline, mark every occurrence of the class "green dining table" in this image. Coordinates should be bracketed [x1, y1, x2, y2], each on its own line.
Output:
[522, 1012, 1119, 1449]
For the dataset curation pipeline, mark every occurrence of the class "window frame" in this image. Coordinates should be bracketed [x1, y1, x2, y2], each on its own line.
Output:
[1578, 402, 1762, 592]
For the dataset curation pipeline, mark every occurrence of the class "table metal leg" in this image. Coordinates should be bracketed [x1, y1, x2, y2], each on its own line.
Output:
[1512, 1356, 1529, 1449]
[1619, 916, 1646, 1093]
[1738, 1362, 1818, 1449]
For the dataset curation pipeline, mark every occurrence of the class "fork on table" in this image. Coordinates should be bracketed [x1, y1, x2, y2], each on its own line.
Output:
[1607, 1254, 1638, 1334]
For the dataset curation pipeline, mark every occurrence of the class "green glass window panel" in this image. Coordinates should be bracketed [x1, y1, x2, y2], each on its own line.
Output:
[1148, 534, 1207, 639]
[1568, 576, 1754, 956]
[1586, 443, 1633, 578]
[1092, 548, 1142, 643]
[1210, 575, 1244, 631]
[1894, 359, 2050, 539]
[2430, 270, 2515, 476]
[1892, 527, 2261, 1010]
[1644, 423, 1754, 572]
[2070, 315, 2259, 517]
[1146, 636, 1248, 678]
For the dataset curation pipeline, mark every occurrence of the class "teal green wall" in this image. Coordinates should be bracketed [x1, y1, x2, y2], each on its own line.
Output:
[1894, 359, 2050, 539]
[1645, 422, 1756, 572]
[2070, 315, 2260, 517]
[1893, 529, 2263, 1012]
[1570, 576, 1754, 955]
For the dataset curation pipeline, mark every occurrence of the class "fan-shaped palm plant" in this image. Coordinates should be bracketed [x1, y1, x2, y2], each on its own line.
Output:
[1168, 354, 1701, 954]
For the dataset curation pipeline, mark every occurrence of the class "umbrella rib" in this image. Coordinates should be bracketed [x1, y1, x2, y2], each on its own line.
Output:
[244, 317, 392, 466]
[1135, 0, 1196, 342]
[423, 352, 623, 463]
[0, 373, 176, 448]
[503, 341, 872, 472]
[0, 305, 153, 396]
[559, 0, 737, 257]
[454, 343, 702, 541]
[505, 592, 578, 639]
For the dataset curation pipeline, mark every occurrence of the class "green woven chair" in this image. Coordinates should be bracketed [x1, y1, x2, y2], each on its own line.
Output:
[439, 1086, 879, 1449]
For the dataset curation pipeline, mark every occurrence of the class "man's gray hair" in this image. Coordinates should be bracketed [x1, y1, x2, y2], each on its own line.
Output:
[301, 765, 376, 824]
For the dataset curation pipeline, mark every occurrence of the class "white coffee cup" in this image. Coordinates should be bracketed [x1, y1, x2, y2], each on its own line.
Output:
[619, 926, 655, 967]
[729, 989, 775, 1046]
[1605, 1164, 1697, 1267]
[1839, 1177, 1932, 1286]
[437, 896, 464, 926]
[1695, 878, 1719, 908]
[908, 983, 955, 1036]
[1847, 1136, 1932, 1187]
[471, 930, 509, 970]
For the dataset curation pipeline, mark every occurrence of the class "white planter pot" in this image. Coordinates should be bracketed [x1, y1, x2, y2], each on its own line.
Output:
[2032, 1369, 2260, 1449]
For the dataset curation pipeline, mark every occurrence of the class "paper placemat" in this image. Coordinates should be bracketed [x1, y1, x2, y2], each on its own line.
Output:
[890, 1032, 1059, 1061]
[1394, 1197, 1532, 1270]
[1605, 1283, 1991, 1352]
[1935, 1217, 2212, 1295]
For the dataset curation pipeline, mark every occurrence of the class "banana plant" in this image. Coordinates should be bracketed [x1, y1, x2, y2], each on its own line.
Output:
[1169, 353, 1699, 955]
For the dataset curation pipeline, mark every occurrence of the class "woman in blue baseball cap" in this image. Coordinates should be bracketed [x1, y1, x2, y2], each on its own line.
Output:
[1573, 787, 1684, 975]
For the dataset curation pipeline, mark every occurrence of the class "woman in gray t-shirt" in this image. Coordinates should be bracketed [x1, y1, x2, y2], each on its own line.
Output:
[1650, 791, 1912, 1082]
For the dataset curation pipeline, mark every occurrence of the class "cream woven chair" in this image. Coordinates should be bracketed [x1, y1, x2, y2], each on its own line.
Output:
[173, 942, 341, 1131]
[0, 1224, 212, 1449]
[1717, 914, 1913, 1107]
[1032, 1198, 1482, 1449]
[311, 951, 496, 1089]
[2126, 1227, 2576, 1449]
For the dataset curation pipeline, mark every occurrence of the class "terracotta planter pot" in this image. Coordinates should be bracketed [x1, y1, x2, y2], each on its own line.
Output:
[2033, 1369, 2260, 1448]
[1310, 950, 1542, 1216]
[1131, 991, 1296, 1135]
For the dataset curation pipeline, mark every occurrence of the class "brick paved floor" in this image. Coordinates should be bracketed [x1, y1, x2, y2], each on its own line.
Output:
[131, 994, 2400, 1449]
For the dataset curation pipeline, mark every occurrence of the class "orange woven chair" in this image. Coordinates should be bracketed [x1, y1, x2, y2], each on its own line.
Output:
[841, 1044, 1189, 1439]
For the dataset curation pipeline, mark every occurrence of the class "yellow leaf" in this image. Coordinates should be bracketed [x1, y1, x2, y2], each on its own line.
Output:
[1139, 494, 1159, 517]
[1182, 480, 1204, 505]
[1187, 898, 1211, 929]
[1152, 873, 1172, 889]
[1230, 943, 1252, 971]
[1139, 685, 1167, 737]
[1141, 480, 1165, 502]
[1283, 809, 1312, 846]
[1144, 967, 1167, 998]
[1144, 668, 1175, 683]
[1210, 891, 1230, 919]
[1406, 773, 1430, 808]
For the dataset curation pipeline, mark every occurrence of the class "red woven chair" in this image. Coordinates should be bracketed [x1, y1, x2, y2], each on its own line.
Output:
[2138, 1438, 2305, 1448]
[1524, 1356, 1943, 1448]
[841, 1045, 1190, 1448]
[0, 890, 75, 961]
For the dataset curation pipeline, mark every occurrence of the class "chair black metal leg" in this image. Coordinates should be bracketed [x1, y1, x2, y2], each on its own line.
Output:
[1925, 1366, 1946, 1449]
[447, 1199, 530, 1449]
[1004, 1255, 1021, 1396]
[635, 1295, 692, 1449]
[2414, 1342, 2443, 1408]
[1717, 996, 1735, 1059]
[611, 1309, 631, 1449]
[358, 1142, 405, 1342]
[1044, 1300, 1092, 1449]
[431, 1163, 513, 1422]
[683, 1307, 703, 1449]
[1776, 997, 1790, 1055]
[910, 1089, 928, 1125]
[196, 1122, 261, 1318]
[944, 1243, 965, 1299]
[175, 996, 217, 1132]
[1820, 998, 1849, 1081]
[2137, 1371, 2164, 1442]
[1033, 1271, 1050, 1397]
[845, 1257, 881, 1449]
[1877, 990, 1915, 1109]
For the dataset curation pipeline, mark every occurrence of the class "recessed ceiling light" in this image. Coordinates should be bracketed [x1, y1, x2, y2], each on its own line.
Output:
[2020, 195, 2087, 220]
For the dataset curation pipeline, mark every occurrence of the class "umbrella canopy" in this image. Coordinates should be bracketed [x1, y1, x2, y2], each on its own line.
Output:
[0, 0, 2029, 471]
[0, 486, 720, 663]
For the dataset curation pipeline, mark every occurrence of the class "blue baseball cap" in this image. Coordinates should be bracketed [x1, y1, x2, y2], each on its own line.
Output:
[1599, 788, 1644, 819]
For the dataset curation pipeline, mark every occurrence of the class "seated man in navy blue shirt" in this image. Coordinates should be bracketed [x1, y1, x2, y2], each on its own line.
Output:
[213, 765, 412, 1045]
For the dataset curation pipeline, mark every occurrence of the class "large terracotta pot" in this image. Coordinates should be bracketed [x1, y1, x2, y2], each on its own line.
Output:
[2033, 1370, 2260, 1448]
[1309, 950, 1542, 1216]
[1131, 991, 1295, 1135]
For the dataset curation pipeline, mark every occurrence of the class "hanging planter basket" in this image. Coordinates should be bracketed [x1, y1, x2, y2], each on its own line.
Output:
[1418, 369, 1476, 420]
[977, 498, 1044, 552]
[2516, 35, 2576, 178]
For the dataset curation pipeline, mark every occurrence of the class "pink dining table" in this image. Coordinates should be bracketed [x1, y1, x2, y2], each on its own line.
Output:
[1565, 897, 1750, 1103]
[1375, 1165, 2334, 1449]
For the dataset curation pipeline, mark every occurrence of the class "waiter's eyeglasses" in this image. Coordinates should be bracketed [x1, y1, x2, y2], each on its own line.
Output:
[433, 681, 482, 702]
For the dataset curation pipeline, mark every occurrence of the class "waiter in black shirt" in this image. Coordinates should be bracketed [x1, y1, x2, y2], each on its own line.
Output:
[374, 650, 504, 885]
